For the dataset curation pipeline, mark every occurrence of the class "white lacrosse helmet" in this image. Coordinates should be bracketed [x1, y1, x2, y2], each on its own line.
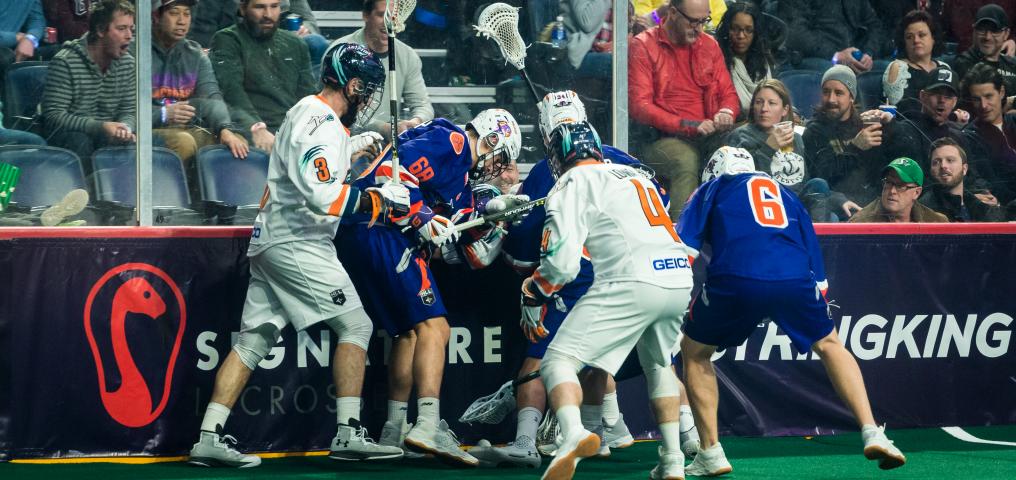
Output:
[538, 90, 588, 143]
[467, 108, 522, 183]
[701, 146, 757, 183]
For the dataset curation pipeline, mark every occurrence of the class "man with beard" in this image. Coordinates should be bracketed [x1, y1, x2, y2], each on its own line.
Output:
[953, 4, 1016, 110]
[963, 62, 1016, 205]
[919, 138, 1004, 221]
[41, 0, 136, 163]
[210, 0, 317, 153]
[849, 157, 948, 223]
[803, 65, 891, 214]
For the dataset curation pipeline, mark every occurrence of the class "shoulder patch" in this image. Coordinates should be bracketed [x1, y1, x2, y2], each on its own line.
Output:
[449, 131, 466, 155]
[306, 113, 335, 136]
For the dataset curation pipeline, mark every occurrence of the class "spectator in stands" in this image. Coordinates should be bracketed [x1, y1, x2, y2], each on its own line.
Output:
[152, 0, 248, 166]
[953, 4, 1016, 109]
[41, 0, 136, 163]
[43, 1, 92, 44]
[716, 1, 775, 120]
[558, 0, 612, 79]
[1, 0, 46, 90]
[870, 0, 943, 60]
[281, 0, 329, 69]
[0, 121, 46, 146]
[920, 137, 1004, 221]
[778, 0, 885, 73]
[883, 10, 950, 114]
[629, 0, 739, 217]
[943, 0, 1016, 54]
[210, 0, 317, 153]
[333, 0, 433, 138]
[187, 0, 236, 47]
[962, 62, 1016, 204]
[849, 157, 948, 222]
[804, 65, 892, 209]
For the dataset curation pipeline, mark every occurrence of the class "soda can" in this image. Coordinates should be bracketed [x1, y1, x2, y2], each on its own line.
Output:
[878, 104, 897, 119]
[283, 13, 303, 32]
[45, 27, 58, 44]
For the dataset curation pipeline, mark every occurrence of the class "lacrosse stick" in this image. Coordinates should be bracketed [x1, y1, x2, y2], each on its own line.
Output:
[474, 3, 541, 102]
[459, 370, 542, 425]
[384, 0, 417, 185]
[446, 196, 546, 236]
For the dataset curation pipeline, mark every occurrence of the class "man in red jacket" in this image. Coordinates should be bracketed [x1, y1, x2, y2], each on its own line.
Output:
[628, 0, 739, 216]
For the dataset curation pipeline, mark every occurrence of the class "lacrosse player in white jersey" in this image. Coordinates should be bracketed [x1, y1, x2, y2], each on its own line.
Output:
[188, 43, 409, 468]
[522, 120, 695, 480]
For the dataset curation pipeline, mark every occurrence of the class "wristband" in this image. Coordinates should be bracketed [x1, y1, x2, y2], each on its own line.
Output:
[24, 34, 39, 49]
[651, 10, 662, 25]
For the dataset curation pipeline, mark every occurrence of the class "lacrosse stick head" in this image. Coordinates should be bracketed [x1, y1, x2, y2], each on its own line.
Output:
[458, 379, 517, 424]
[384, 0, 417, 34]
[474, 2, 527, 70]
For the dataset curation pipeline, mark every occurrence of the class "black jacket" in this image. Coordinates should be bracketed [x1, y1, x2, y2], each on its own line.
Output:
[965, 114, 1016, 204]
[779, 0, 884, 62]
[952, 49, 1016, 100]
[803, 113, 890, 205]
[919, 184, 1004, 222]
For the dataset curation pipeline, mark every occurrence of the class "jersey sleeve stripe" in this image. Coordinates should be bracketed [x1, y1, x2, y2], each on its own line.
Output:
[327, 184, 356, 217]
[532, 270, 562, 297]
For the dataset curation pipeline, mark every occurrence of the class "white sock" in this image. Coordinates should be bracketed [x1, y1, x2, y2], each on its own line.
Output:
[580, 403, 604, 431]
[388, 400, 408, 425]
[556, 405, 583, 438]
[418, 397, 440, 424]
[659, 421, 682, 454]
[602, 391, 620, 426]
[516, 407, 543, 442]
[680, 405, 699, 441]
[200, 402, 230, 434]
[336, 397, 361, 425]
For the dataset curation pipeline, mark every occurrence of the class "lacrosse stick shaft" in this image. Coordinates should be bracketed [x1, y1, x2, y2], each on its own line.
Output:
[448, 196, 546, 235]
[387, 31, 400, 185]
[519, 69, 541, 103]
[513, 369, 541, 387]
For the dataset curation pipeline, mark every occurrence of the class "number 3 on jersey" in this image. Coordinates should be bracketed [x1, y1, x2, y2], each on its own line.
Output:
[631, 179, 680, 242]
[747, 177, 788, 228]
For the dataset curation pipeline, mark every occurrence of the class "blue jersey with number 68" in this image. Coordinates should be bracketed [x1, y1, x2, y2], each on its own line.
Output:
[677, 172, 827, 284]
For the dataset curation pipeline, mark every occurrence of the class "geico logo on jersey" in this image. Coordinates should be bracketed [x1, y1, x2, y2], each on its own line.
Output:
[652, 257, 691, 271]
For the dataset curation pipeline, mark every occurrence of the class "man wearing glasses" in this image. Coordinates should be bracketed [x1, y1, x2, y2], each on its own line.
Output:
[849, 157, 948, 222]
[953, 4, 1016, 111]
[629, 0, 740, 219]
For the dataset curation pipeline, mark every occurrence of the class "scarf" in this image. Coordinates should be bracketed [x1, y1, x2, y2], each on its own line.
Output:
[731, 57, 771, 115]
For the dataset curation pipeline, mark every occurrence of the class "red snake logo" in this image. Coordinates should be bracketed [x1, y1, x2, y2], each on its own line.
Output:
[83, 263, 186, 428]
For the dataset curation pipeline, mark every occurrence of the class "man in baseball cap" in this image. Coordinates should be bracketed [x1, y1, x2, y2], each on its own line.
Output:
[849, 157, 948, 222]
[954, 3, 1016, 101]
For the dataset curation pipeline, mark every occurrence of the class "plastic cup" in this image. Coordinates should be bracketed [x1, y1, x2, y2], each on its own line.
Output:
[776, 121, 794, 153]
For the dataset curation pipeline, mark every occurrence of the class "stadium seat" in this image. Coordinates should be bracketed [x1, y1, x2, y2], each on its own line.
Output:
[857, 70, 886, 111]
[0, 145, 86, 208]
[3, 61, 49, 130]
[778, 70, 824, 119]
[195, 145, 269, 207]
[91, 146, 190, 208]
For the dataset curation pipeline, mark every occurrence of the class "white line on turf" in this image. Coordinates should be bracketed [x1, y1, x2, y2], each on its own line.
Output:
[941, 427, 1016, 447]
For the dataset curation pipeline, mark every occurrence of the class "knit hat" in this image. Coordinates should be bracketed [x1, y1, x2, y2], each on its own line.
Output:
[821, 65, 858, 100]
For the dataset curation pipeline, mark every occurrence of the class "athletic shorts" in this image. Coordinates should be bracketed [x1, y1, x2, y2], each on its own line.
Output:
[683, 275, 834, 353]
[546, 281, 692, 375]
[334, 223, 447, 336]
[241, 240, 363, 333]
[525, 287, 584, 359]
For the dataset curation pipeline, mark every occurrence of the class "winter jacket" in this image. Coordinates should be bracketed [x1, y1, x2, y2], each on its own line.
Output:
[628, 24, 739, 138]
[779, 0, 883, 62]
[803, 113, 888, 205]
[919, 184, 1004, 222]
[965, 114, 1016, 204]
[41, 35, 136, 136]
[952, 48, 1016, 104]
[849, 198, 949, 223]
[152, 38, 235, 135]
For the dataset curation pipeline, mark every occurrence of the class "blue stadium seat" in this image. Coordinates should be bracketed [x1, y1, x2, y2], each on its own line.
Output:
[195, 145, 270, 207]
[778, 70, 824, 119]
[0, 145, 86, 208]
[858, 70, 886, 111]
[91, 146, 190, 208]
[3, 61, 49, 130]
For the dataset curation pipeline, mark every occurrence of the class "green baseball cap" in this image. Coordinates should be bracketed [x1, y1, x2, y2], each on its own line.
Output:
[883, 157, 924, 186]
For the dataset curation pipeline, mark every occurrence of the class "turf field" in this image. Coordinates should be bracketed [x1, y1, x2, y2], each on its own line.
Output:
[3, 426, 1014, 479]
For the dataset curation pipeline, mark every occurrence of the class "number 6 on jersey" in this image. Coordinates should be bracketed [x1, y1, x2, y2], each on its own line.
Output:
[747, 177, 788, 228]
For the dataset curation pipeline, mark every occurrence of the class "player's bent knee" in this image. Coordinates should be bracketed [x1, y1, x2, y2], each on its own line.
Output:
[233, 324, 282, 370]
[644, 364, 681, 399]
[540, 353, 584, 392]
[324, 308, 372, 351]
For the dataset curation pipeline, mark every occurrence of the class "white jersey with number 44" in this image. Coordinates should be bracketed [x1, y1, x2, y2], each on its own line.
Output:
[249, 95, 361, 257]
[530, 162, 695, 297]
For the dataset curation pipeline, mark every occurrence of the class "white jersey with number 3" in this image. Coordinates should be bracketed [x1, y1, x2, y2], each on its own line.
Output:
[531, 162, 694, 297]
[249, 95, 360, 257]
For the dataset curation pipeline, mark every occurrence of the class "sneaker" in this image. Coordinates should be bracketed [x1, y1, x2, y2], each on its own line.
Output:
[540, 429, 599, 480]
[404, 419, 479, 467]
[41, 189, 88, 227]
[329, 419, 404, 461]
[470, 436, 542, 468]
[379, 420, 425, 459]
[604, 414, 634, 449]
[862, 425, 906, 470]
[536, 414, 560, 457]
[649, 445, 685, 480]
[590, 422, 610, 458]
[188, 431, 261, 468]
[680, 416, 700, 458]
[685, 442, 732, 476]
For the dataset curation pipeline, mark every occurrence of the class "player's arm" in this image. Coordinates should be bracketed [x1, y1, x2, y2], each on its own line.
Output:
[526, 180, 589, 299]
[292, 142, 408, 221]
[794, 194, 829, 295]
[675, 179, 719, 260]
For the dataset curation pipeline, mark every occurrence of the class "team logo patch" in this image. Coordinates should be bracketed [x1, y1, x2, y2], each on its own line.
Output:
[449, 131, 465, 155]
[771, 152, 805, 186]
[307, 114, 335, 136]
[418, 288, 436, 306]
[330, 289, 346, 305]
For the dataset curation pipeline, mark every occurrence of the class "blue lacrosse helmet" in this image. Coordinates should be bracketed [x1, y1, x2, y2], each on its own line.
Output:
[548, 121, 603, 179]
[321, 43, 385, 127]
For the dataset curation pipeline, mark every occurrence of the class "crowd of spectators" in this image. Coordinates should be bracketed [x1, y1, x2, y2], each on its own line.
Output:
[4, 0, 1016, 223]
